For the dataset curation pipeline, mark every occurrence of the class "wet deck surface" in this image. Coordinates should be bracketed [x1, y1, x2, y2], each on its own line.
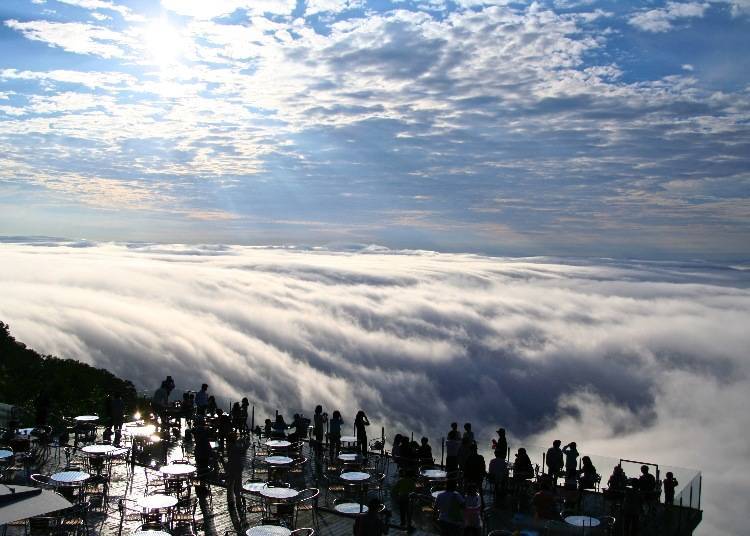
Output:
[1, 425, 701, 536]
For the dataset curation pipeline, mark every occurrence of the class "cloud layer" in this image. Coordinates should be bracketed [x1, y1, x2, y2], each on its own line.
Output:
[1, 1, 749, 255]
[1, 241, 748, 533]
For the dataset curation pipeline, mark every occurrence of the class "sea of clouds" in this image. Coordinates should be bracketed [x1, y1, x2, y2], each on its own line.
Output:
[1, 240, 748, 534]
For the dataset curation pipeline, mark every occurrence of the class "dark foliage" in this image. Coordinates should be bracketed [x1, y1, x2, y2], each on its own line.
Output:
[0, 321, 137, 426]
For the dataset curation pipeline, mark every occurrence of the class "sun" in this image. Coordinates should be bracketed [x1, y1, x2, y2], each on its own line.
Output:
[142, 19, 187, 68]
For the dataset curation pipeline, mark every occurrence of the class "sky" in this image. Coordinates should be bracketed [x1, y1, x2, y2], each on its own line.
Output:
[0, 0, 749, 258]
[1, 240, 749, 533]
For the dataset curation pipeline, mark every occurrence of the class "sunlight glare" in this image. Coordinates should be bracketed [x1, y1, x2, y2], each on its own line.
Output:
[143, 19, 187, 68]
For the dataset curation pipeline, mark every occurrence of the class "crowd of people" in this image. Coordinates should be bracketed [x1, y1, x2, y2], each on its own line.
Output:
[139, 378, 680, 535]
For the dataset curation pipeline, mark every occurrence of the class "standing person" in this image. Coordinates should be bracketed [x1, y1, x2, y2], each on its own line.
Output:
[216, 409, 232, 452]
[223, 432, 249, 528]
[445, 423, 461, 472]
[463, 443, 486, 490]
[391, 469, 416, 529]
[417, 437, 433, 465]
[181, 392, 194, 429]
[494, 428, 508, 460]
[240, 398, 250, 436]
[152, 381, 169, 431]
[563, 442, 579, 478]
[546, 439, 564, 479]
[110, 393, 125, 445]
[435, 479, 465, 535]
[34, 391, 50, 427]
[462, 422, 474, 443]
[313, 405, 327, 450]
[354, 410, 370, 457]
[195, 384, 209, 416]
[329, 410, 343, 462]
[663, 472, 678, 505]
[231, 402, 242, 434]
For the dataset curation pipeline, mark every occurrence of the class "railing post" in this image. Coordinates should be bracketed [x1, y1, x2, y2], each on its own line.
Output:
[441, 437, 445, 467]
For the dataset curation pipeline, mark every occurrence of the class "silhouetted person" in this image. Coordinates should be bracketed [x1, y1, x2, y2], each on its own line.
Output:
[578, 456, 598, 490]
[272, 414, 288, 438]
[152, 380, 169, 430]
[513, 447, 534, 480]
[391, 469, 416, 528]
[195, 384, 209, 415]
[231, 402, 242, 433]
[207, 395, 217, 416]
[353, 498, 387, 535]
[494, 427, 507, 460]
[391, 433, 403, 460]
[329, 410, 343, 462]
[435, 479, 465, 535]
[34, 391, 50, 427]
[533, 475, 562, 521]
[355, 410, 370, 457]
[193, 423, 213, 476]
[240, 397, 249, 435]
[445, 423, 461, 472]
[638, 465, 657, 493]
[457, 435, 472, 471]
[181, 392, 194, 428]
[263, 418, 273, 436]
[164, 375, 175, 394]
[605, 464, 628, 502]
[663, 471, 678, 505]
[464, 442, 486, 489]
[463, 422, 474, 442]
[217, 409, 232, 451]
[222, 432, 249, 527]
[417, 436, 433, 465]
[313, 405, 327, 453]
[546, 439, 563, 477]
[110, 392, 124, 445]
[563, 441, 579, 478]
[488, 448, 508, 500]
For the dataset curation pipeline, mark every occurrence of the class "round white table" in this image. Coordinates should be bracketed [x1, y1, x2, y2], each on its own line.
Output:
[138, 494, 178, 510]
[245, 526, 291, 536]
[242, 481, 268, 494]
[565, 516, 601, 527]
[74, 415, 99, 422]
[341, 471, 370, 481]
[127, 425, 156, 437]
[265, 440, 291, 448]
[340, 435, 357, 444]
[260, 487, 298, 500]
[265, 456, 293, 465]
[51, 471, 90, 484]
[0, 450, 13, 460]
[82, 444, 118, 455]
[338, 453, 359, 462]
[160, 464, 197, 476]
[133, 531, 172, 536]
[335, 502, 368, 515]
[421, 469, 448, 479]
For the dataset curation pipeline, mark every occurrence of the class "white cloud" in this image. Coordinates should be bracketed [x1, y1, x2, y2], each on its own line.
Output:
[159, 0, 296, 20]
[629, 2, 709, 32]
[54, 0, 143, 22]
[305, 0, 364, 16]
[4, 19, 132, 58]
[0, 243, 749, 533]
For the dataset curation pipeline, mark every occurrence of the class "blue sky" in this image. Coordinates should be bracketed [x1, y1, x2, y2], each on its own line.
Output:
[1, 0, 749, 258]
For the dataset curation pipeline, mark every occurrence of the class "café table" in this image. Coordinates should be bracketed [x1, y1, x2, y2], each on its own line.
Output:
[565, 515, 601, 528]
[74, 415, 99, 423]
[160, 464, 197, 477]
[340, 472, 370, 482]
[265, 440, 291, 449]
[138, 494, 178, 511]
[50, 471, 90, 485]
[340, 435, 357, 446]
[82, 444, 118, 456]
[133, 531, 171, 536]
[264, 456, 293, 466]
[242, 481, 268, 494]
[259, 487, 299, 500]
[338, 453, 359, 463]
[245, 526, 291, 536]
[334, 502, 368, 515]
[421, 469, 448, 480]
